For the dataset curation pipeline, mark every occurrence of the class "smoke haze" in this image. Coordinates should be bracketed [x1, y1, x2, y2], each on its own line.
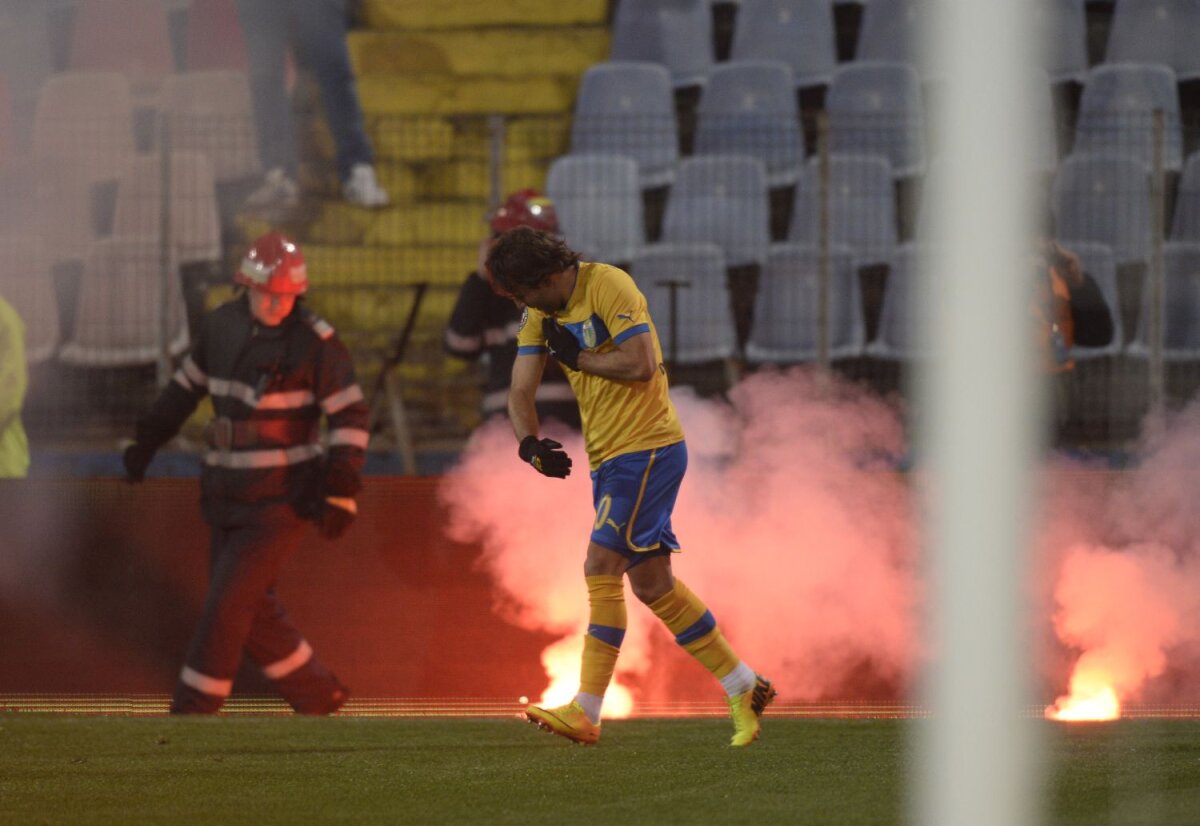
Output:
[440, 368, 920, 706]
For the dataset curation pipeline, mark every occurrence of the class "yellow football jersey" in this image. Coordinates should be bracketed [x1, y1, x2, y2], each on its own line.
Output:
[517, 262, 684, 469]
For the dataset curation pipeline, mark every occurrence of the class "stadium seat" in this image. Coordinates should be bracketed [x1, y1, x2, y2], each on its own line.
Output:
[853, 0, 922, 67]
[546, 154, 645, 265]
[1031, 68, 1062, 171]
[33, 71, 137, 186]
[0, 1, 55, 151]
[1128, 241, 1200, 360]
[185, 0, 249, 71]
[67, 0, 175, 90]
[569, 62, 679, 189]
[692, 60, 805, 187]
[159, 70, 261, 183]
[1171, 150, 1200, 241]
[825, 62, 927, 179]
[1058, 241, 1124, 358]
[660, 155, 771, 268]
[746, 242, 865, 363]
[33, 158, 96, 266]
[865, 242, 925, 360]
[1073, 63, 1184, 173]
[58, 236, 189, 367]
[610, 0, 713, 89]
[112, 151, 221, 266]
[728, 0, 838, 89]
[1052, 152, 1155, 268]
[0, 234, 59, 363]
[630, 242, 738, 364]
[1039, 0, 1089, 85]
[1105, 0, 1200, 82]
[787, 153, 897, 268]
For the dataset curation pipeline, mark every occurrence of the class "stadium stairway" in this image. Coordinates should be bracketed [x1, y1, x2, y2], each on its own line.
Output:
[236, 0, 611, 444]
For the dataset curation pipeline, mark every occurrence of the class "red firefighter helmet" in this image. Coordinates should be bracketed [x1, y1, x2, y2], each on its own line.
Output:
[489, 188, 559, 235]
[235, 231, 308, 295]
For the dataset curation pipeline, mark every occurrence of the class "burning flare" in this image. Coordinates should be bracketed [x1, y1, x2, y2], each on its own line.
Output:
[1045, 664, 1120, 721]
[536, 635, 633, 718]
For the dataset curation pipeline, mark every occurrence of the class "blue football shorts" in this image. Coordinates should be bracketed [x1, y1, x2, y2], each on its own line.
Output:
[589, 440, 687, 566]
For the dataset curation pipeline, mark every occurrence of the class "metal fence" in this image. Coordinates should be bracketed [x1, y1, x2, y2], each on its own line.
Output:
[1, 77, 1198, 457]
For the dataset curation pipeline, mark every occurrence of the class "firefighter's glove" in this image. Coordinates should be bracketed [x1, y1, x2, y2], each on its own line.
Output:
[519, 435, 572, 478]
[123, 442, 155, 483]
[542, 318, 581, 371]
[319, 497, 357, 540]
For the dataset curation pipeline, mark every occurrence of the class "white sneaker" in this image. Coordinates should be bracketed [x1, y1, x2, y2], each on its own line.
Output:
[342, 163, 390, 208]
[245, 167, 299, 208]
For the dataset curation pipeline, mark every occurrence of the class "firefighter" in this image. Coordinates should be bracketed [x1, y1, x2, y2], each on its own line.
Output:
[444, 189, 581, 429]
[123, 231, 369, 715]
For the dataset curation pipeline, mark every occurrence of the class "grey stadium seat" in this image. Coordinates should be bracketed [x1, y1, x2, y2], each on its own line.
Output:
[631, 242, 738, 364]
[610, 0, 713, 89]
[788, 153, 897, 268]
[570, 62, 680, 189]
[746, 242, 865, 363]
[729, 0, 838, 89]
[58, 236, 189, 367]
[661, 155, 771, 268]
[1105, 0, 1200, 82]
[546, 154, 646, 264]
[1072, 63, 1183, 173]
[693, 60, 806, 187]
[1052, 152, 1154, 268]
[826, 62, 927, 178]
[865, 242, 926, 360]
[1128, 241, 1200, 360]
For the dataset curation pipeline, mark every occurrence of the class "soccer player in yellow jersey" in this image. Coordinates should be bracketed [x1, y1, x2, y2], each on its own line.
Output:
[486, 227, 776, 747]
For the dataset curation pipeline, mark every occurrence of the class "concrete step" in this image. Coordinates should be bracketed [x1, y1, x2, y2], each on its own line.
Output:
[360, 0, 608, 30]
[303, 243, 478, 288]
[357, 73, 574, 115]
[365, 201, 488, 246]
[348, 27, 609, 77]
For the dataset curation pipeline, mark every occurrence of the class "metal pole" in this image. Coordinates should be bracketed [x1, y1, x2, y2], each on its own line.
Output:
[656, 279, 688, 371]
[914, 1, 1041, 825]
[156, 116, 173, 388]
[487, 114, 505, 215]
[1148, 109, 1166, 416]
[816, 111, 831, 370]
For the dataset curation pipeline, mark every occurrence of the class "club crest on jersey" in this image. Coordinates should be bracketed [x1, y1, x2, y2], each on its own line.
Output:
[519, 307, 528, 331]
[582, 318, 597, 348]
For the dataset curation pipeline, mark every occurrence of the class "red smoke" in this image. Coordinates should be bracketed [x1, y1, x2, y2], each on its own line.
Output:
[1039, 405, 1200, 719]
[440, 368, 920, 711]
[442, 372, 1200, 717]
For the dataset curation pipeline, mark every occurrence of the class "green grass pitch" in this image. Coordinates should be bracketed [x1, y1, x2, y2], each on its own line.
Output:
[3, 716, 1200, 824]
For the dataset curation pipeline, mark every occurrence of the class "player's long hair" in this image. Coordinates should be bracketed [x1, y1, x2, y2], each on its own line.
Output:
[485, 227, 581, 295]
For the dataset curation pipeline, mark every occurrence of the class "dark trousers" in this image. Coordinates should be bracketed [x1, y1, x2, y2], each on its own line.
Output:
[171, 503, 344, 713]
[235, 0, 374, 181]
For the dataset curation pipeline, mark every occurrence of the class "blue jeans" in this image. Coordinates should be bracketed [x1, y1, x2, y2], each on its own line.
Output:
[236, 0, 374, 181]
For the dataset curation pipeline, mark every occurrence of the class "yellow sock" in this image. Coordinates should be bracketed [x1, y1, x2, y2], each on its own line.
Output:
[579, 575, 626, 697]
[648, 578, 741, 681]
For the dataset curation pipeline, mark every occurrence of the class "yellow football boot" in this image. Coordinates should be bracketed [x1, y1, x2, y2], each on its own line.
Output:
[525, 700, 601, 745]
[727, 675, 777, 747]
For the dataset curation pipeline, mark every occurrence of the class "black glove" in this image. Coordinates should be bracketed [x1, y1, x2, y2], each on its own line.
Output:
[123, 442, 156, 483]
[519, 435, 572, 478]
[319, 499, 356, 540]
[542, 318, 581, 371]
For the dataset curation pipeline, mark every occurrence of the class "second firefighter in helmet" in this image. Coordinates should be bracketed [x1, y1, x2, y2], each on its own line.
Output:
[443, 189, 580, 428]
